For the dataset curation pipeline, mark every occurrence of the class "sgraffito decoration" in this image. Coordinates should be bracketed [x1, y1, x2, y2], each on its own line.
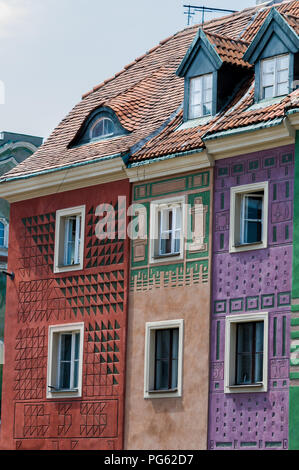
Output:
[209, 146, 293, 450]
[4, 181, 129, 450]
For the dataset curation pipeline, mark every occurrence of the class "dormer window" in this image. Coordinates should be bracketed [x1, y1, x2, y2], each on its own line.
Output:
[69, 106, 129, 148]
[90, 117, 114, 140]
[189, 74, 213, 119]
[261, 54, 289, 99]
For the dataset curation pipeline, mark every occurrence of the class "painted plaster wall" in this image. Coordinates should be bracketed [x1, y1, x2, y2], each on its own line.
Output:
[0, 179, 130, 450]
[289, 131, 299, 449]
[208, 145, 294, 450]
[124, 170, 212, 450]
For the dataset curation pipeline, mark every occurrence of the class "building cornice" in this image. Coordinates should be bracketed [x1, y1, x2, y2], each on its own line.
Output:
[204, 117, 295, 159]
[0, 155, 127, 203]
[125, 150, 214, 182]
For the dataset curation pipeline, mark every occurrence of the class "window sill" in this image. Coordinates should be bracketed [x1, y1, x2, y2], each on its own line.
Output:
[230, 240, 267, 253]
[153, 252, 180, 259]
[225, 382, 266, 394]
[147, 388, 178, 394]
[54, 262, 83, 273]
[47, 387, 81, 399]
[145, 388, 181, 399]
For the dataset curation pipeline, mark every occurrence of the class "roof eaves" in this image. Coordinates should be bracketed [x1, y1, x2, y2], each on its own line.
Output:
[127, 147, 205, 168]
[203, 117, 284, 141]
[0, 151, 123, 184]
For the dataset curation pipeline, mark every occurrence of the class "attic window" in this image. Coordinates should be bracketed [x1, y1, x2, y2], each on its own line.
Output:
[90, 117, 114, 140]
[189, 74, 213, 119]
[261, 54, 289, 99]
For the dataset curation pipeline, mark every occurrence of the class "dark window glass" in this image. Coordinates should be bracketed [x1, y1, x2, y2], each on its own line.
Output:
[154, 328, 179, 391]
[235, 322, 264, 385]
[242, 193, 263, 244]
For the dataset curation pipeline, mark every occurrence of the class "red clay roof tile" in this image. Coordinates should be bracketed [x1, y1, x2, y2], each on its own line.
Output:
[2, 0, 299, 178]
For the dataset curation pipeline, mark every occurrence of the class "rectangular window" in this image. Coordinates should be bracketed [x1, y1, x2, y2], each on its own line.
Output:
[229, 182, 268, 253]
[241, 192, 263, 244]
[58, 332, 80, 390]
[189, 74, 213, 119]
[224, 313, 268, 394]
[144, 320, 183, 399]
[154, 328, 179, 391]
[54, 206, 85, 273]
[47, 323, 84, 398]
[235, 321, 264, 385]
[64, 215, 81, 266]
[261, 54, 289, 99]
[150, 197, 184, 263]
[159, 206, 181, 256]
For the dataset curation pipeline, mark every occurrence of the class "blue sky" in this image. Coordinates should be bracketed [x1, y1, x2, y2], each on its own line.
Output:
[0, 0, 257, 140]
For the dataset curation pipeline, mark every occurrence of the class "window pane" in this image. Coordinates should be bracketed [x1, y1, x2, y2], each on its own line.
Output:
[263, 86, 274, 99]
[59, 362, 71, 389]
[204, 88, 212, 103]
[254, 353, 263, 383]
[92, 119, 104, 137]
[277, 69, 288, 84]
[73, 360, 79, 388]
[277, 82, 289, 96]
[155, 329, 179, 391]
[263, 58, 275, 74]
[203, 102, 212, 116]
[64, 217, 76, 265]
[172, 329, 179, 359]
[74, 333, 80, 360]
[277, 55, 289, 70]
[174, 236, 180, 253]
[190, 77, 202, 92]
[155, 360, 169, 390]
[236, 354, 252, 384]
[175, 207, 181, 230]
[190, 91, 201, 106]
[156, 329, 170, 359]
[244, 220, 262, 243]
[204, 73, 213, 89]
[60, 334, 72, 361]
[262, 72, 274, 87]
[155, 328, 170, 389]
[189, 104, 201, 119]
[245, 196, 263, 220]
[255, 322, 264, 353]
[237, 323, 253, 354]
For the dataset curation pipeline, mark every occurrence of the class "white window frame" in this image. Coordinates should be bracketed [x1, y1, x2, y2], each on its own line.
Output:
[189, 73, 213, 119]
[144, 319, 184, 399]
[260, 54, 289, 100]
[229, 182, 268, 253]
[224, 312, 268, 394]
[149, 196, 185, 264]
[54, 205, 85, 273]
[47, 322, 84, 399]
[0, 218, 9, 249]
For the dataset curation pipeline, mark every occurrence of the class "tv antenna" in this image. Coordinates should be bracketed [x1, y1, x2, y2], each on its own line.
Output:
[184, 5, 237, 26]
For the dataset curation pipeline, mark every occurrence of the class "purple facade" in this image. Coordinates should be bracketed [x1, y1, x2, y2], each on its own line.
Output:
[208, 144, 294, 450]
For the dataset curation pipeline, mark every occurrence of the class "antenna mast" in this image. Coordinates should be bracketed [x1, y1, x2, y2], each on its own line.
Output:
[184, 5, 237, 26]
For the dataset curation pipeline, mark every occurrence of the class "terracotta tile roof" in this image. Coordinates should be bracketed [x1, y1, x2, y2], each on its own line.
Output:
[204, 32, 251, 68]
[1, 0, 299, 179]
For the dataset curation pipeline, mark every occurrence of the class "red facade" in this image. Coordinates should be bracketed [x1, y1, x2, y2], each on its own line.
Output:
[0, 179, 130, 450]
